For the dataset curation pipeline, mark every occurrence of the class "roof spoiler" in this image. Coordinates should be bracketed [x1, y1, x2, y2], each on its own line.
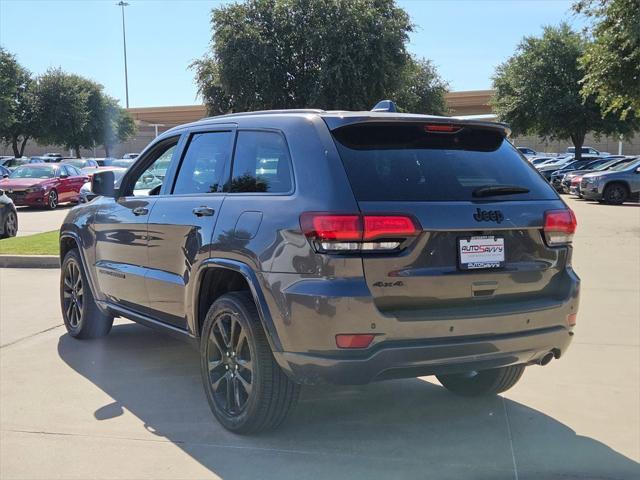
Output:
[371, 100, 398, 112]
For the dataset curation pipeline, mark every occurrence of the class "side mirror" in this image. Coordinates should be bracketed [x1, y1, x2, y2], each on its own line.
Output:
[92, 170, 116, 198]
[60, 173, 69, 179]
[636, 167, 640, 174]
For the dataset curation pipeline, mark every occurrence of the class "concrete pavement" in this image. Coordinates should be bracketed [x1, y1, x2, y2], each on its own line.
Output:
[15, 205, 70, 236]
[0, 197, 638, 479]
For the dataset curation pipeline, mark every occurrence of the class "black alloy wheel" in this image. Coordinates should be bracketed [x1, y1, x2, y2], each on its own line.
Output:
[603, 183, 627, 205]
[200, 292, 299, 433]
[60, 249, 113, 338]
[62, 258, 84, 330]
[206, 311, 254, 416]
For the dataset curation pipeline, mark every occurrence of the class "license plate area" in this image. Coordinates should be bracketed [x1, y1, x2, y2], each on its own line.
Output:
[458, 235, 505, 270]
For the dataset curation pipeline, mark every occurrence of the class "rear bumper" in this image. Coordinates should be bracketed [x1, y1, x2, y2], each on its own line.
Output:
[274, 326, 573, 385]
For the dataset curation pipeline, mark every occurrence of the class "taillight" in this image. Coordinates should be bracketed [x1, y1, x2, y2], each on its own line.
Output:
[301, 214, 361, 241]
[543, 209, 577, 246]
[300, 212, 419, 253]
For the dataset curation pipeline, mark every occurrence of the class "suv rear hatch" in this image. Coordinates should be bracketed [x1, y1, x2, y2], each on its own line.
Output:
[329, 120, 575, 320]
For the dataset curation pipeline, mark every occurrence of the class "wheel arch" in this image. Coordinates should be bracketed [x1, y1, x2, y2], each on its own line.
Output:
[59, 231, 108, 315]
[194, 258, 283, 352]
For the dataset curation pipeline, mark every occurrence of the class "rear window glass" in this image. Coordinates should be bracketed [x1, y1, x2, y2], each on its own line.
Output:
[332, 123, 558, 202]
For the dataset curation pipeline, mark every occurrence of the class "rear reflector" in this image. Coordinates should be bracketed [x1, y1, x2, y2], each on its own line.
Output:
[543, 209, 577, 246]
[301, 212, 419, 253]
[336, 334, 375, 349]
[567, 313, 577, 326]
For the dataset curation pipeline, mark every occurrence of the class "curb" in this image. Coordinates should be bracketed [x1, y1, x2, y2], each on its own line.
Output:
[0, 255, 60, 269]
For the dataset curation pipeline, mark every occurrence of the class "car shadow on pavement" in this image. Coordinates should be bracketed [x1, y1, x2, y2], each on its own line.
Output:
[57, 323, 640, 480]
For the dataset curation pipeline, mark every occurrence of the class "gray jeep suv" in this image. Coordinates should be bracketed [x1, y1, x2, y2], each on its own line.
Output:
[59, 107, 580, 433]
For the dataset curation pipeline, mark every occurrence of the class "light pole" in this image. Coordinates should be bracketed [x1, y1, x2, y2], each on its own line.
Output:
[149, 124, 166, 138]
[117, 1, 130, 108]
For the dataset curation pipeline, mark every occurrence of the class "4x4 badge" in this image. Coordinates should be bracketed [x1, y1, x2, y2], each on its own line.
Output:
[473, 208, 504, 223]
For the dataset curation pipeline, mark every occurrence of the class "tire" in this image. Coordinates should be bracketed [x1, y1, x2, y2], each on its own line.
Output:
[200, 291, 300, 434]
[602, 183, 628, 205]
[1, 209, 18, 238]
[60, 249, 113, 339]
[47, 190, 58, 210]
[436, 365, 525, 397]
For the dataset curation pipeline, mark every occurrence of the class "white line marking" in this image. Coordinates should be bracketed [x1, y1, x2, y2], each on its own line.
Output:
[502, 396, 519, 480]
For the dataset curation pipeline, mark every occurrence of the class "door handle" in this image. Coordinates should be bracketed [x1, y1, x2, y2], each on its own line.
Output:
[193, 206, 215, 217]
[132, 207, 149, 216]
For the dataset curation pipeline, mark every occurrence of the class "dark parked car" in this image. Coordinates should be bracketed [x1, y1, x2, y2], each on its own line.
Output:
[0, 157, 29, 170]
[559, 157, 629, 194]
[581, 157, 640, 204]
[0, 187, 18, 238]
[538, 155, 600, 180]
[517, 146, 537, 157]
[0, 163, 88, 209]
[59, 106, 580, 433]
[550, 158, 614, 192]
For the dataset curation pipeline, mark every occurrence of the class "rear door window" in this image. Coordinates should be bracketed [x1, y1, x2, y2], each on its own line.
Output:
[332, 123, 557, 202]
[229, 131, 292, 193]
[172, 131, 233, 195]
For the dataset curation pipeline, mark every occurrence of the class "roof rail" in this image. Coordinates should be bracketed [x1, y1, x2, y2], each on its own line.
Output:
[202, 108, 326, 121]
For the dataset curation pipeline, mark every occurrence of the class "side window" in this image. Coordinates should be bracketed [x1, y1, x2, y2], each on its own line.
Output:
[172, 131, 232, 195]
[230, 131, 292, 193]
[131, 143, 178, 196]
[58, 166, 68, 177]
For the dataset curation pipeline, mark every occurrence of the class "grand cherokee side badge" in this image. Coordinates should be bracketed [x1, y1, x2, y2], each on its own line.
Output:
[473, 208, 504, 223]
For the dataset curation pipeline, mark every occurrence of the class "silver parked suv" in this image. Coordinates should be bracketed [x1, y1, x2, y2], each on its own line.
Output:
[59, 104, 580, 433]
[580, 157, 640, 204]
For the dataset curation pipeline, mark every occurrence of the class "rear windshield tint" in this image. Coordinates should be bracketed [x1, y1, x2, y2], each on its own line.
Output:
[332, 123, 558, 202]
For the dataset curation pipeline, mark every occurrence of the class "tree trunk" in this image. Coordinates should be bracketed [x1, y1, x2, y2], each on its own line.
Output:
[75, 145, 81, 158]
[19, 137, 29, 157]
[11, 137, 20, 157]
[104, 145, 111, 157]
[570, 133, 585, 161]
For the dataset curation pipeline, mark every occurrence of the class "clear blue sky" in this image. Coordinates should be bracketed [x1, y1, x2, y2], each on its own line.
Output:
[0, 0, 585, 108]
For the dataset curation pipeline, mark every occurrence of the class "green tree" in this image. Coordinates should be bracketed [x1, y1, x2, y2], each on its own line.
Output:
[392, 57, 448, 115]
[102, 96, 136, 157]
[193, 0, 447, 114]
[492, 24, 638, 160]
[0, 48, 37, 157]
[574, 0, 640, 119]
[34, 69, 106, 157]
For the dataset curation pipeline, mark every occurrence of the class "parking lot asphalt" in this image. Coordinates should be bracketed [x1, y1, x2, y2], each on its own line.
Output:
[14, 206, 70, 236]
[0, 197, 638, 479]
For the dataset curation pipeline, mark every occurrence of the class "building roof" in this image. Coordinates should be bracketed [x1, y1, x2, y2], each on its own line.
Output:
[126, 90, 495, 128]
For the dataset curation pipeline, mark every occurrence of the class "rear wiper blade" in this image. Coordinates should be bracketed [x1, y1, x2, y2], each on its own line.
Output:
[473, 185, 530, 197]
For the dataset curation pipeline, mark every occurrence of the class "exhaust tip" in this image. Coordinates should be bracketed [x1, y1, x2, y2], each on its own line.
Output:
[538, 352, 554, 366]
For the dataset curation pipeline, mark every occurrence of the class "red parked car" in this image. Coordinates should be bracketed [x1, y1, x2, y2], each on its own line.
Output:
[0, 163, 88, 209]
